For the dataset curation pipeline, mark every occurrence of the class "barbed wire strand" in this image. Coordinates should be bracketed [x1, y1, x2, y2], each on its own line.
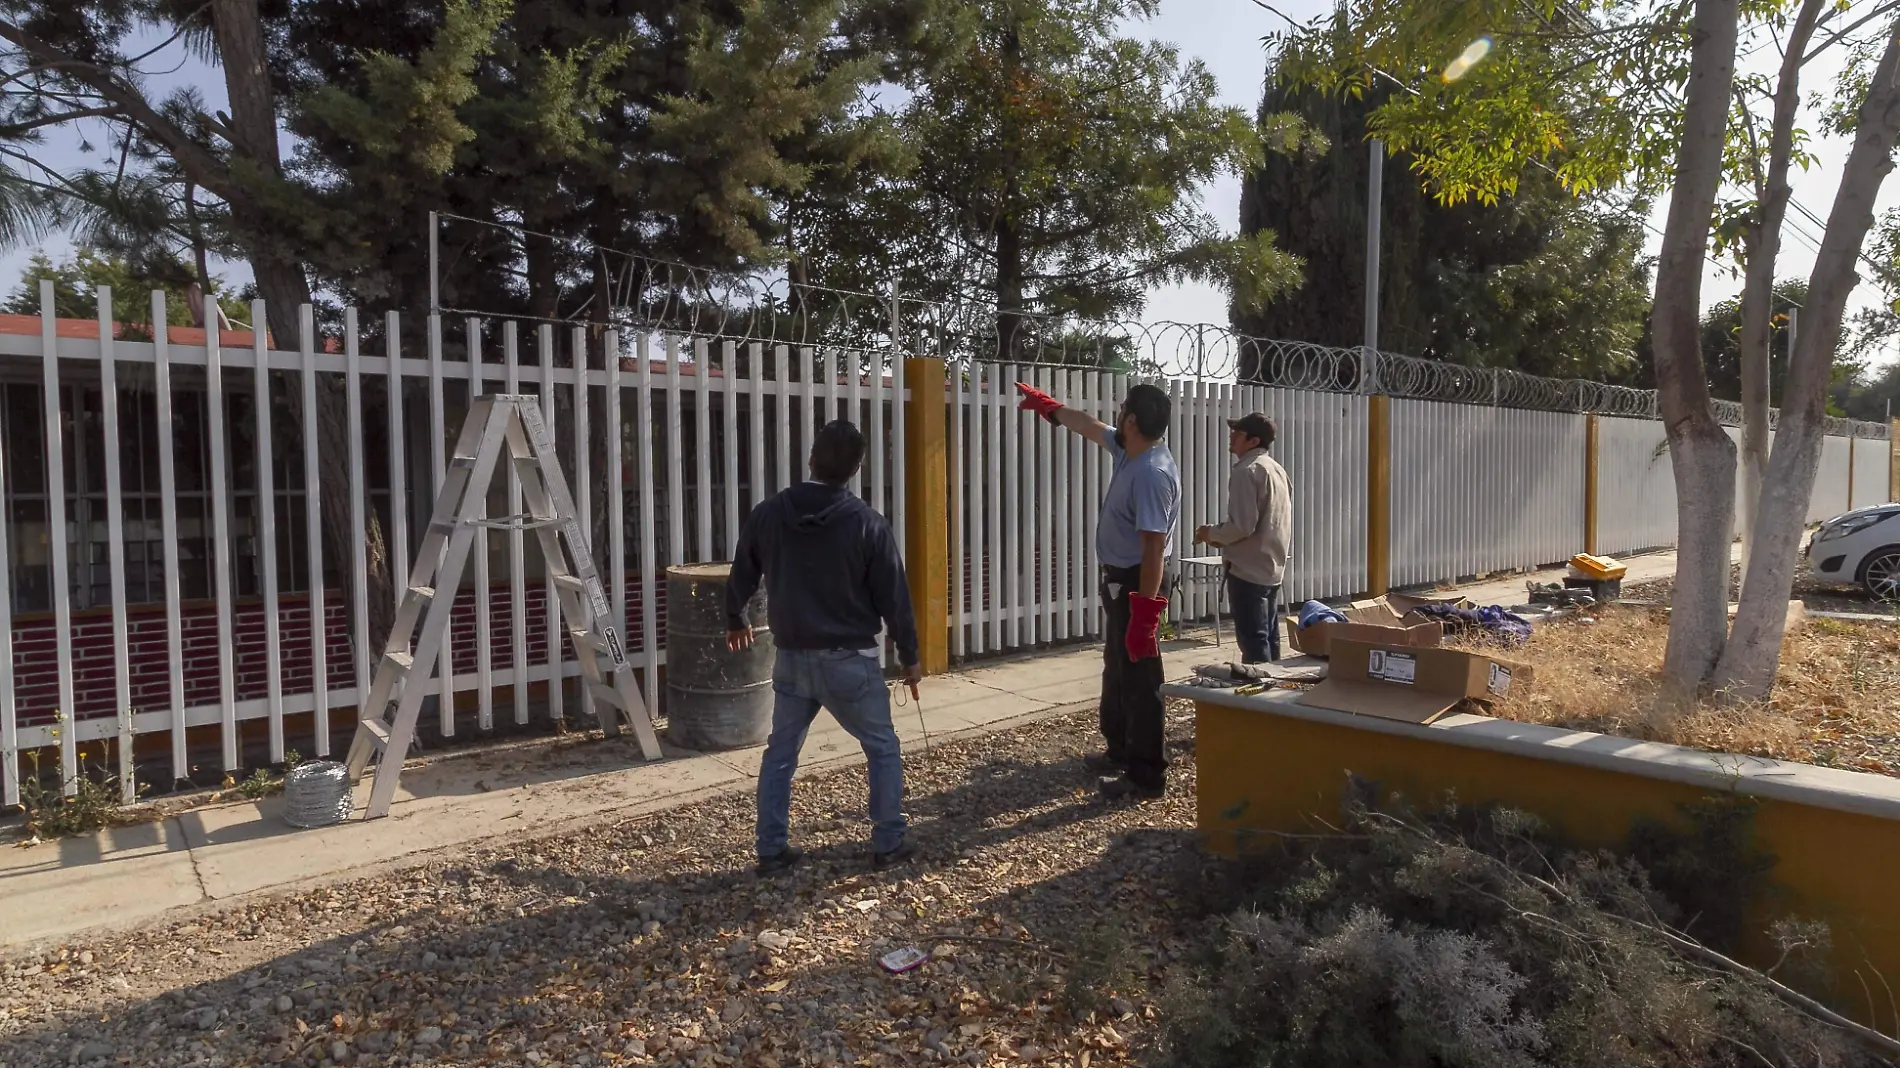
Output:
[425, 213, 1892, 440]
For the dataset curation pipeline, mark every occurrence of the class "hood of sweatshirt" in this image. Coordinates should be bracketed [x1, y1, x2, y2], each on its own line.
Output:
[781, 482, 858, 531]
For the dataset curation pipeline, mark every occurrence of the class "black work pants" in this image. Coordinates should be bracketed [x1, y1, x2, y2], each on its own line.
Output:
[1099, 563, 1167, 790]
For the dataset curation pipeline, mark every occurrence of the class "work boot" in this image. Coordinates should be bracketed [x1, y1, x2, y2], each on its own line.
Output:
[873, 841, 917, 870]
[755, 847, 804, 877]
[1098, 775, 1164, 802]
[1083, 752, 1127, 775]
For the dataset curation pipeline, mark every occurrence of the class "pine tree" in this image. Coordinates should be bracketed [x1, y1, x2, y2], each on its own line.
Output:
[798, 0, 1301, 360]
[1234, 63, 1654, 381]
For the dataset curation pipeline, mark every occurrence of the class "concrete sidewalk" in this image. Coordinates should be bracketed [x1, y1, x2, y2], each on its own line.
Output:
[0, 547, 1695, 951]
[0, 642, 1198, 950]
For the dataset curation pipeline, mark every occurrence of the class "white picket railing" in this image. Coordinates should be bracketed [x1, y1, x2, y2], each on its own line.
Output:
[3, 286, 1895, 801]
[0, 285, 907, 804]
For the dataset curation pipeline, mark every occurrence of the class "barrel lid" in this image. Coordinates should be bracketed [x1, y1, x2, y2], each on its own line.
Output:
[667, 561, 733, 581]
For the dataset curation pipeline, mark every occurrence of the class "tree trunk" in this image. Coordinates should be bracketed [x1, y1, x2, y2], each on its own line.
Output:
[1736, 225, 1770, 598]
[1654, 0, 1743, 691]
[1715, 23, 1900, 698]
[995, 205, 1025, 362]
[1736, 0, 1825, 603]
[212, 0, 397, 663]
[525, 229, 560, 321]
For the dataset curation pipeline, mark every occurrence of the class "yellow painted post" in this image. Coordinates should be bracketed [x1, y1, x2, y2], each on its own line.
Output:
[1584, 415, 1600, 555]
[1891, 420, 1899, 502]
[1848, 435, 1856, 512]
[1367, 394, 1391, 597]
[904, 356, 950, 674]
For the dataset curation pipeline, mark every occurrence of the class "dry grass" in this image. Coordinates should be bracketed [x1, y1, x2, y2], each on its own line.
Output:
[1454, 607, 1900, 776]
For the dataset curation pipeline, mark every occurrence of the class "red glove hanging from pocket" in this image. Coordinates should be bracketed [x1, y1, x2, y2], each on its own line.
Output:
[1014, 382, 1063, 424]
[1126, 593, 1168, 661]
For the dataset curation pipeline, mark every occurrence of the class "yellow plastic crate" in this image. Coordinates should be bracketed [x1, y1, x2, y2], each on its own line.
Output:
[1569, 553, 1628, 581]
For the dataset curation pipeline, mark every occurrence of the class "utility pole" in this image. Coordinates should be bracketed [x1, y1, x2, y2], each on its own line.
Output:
[1362, 139, 1384, 393]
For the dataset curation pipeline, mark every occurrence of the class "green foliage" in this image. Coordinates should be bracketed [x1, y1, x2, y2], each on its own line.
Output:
[16, 746, 138, 842]
[1236, 64, 1652, 378]
[2, 248, 249, 331]
[1693, 279, 1854, 416]
[1267, 1, 1698, 207]
[799, 0, 1302, 349]
[297, 0, 516, 181]
[1624, 797, 1777, 953]
[1162, 795, 1880, 1068]
[1059, 923, 1139, 1018]
[279, 0, 900, 318]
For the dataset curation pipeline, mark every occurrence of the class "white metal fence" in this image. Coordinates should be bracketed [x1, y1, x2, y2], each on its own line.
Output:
[0, 285, 907, 805]
[946, 367, 1371, 660]
[1389, 402, 1587, 588]
[3, 285, 1895, 800]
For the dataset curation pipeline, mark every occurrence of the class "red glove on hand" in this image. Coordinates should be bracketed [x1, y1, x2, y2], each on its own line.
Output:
[1015, 382, 1063, 424]
[1126, 593, 1168, 661]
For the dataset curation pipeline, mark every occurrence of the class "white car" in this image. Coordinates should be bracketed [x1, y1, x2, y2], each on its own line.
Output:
[1806, 503, 1900, 602]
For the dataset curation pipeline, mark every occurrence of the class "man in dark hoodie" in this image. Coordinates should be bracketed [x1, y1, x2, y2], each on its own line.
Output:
[726, 420, 922, 875]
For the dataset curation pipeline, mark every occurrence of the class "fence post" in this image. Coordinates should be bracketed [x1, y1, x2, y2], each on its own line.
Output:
[1584, 415, 1600, 555]
[904, 356, 950, 674]
[1891, 420, 1899, 502]
[1847, 435, 1856, 512]
[1366, 394, 1391, 597]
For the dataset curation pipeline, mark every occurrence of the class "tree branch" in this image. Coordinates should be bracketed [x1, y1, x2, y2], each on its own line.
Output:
[0, 20, 238, 203]
[0, 105, 123, 138]
[1804, 0, 1900, 63]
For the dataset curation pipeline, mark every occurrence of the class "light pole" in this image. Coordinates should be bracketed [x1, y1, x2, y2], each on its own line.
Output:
[1363, 139, 1384, 391]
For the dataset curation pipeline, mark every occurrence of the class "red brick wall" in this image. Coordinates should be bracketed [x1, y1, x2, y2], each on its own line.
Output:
[8, 579, 668, 728]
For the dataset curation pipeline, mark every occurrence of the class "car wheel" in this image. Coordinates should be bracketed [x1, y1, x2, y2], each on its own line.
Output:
[1861, 546, 1900, 604]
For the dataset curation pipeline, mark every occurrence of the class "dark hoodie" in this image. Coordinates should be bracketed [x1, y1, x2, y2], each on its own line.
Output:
[725, 482, 919, 666]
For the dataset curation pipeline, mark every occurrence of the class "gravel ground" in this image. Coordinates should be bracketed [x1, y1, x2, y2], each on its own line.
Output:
[0, 707, 1212, 1068]
[1624, 562, 1897, 615]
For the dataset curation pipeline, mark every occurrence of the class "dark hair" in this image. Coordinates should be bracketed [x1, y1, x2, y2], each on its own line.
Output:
[1120, 383, 1171, 440]
[810, 420, 866, 485]
[1230, 412, 1277, 449]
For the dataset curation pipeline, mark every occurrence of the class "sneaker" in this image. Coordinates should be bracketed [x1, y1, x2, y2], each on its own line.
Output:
[755, 847, 804, 877]
[1098, 775, 1165, 801]
[1083, 752, 1127, 774]
[873, 841, 918, 870]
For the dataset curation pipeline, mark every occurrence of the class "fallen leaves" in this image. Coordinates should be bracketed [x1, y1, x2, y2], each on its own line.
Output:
[0, 709, 1202, 1068]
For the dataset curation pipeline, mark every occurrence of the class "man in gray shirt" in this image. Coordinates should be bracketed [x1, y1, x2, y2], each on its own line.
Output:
[1017, 381, 1180, 801]
[1195, 413, 1292, 662]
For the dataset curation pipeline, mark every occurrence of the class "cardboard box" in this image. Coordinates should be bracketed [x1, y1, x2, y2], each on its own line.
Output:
[1285, 597, 1446, 658]
[1297, 638, 1534, 725]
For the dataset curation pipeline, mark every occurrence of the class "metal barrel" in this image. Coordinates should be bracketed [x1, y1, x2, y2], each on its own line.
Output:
[664, 562, 774, 750]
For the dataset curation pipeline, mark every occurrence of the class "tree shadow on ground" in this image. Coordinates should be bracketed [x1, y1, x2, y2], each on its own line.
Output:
[0, 717, 1220, 1068]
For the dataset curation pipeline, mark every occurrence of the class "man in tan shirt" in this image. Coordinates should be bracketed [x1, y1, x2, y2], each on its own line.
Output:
[1194, 413, 1292, 662]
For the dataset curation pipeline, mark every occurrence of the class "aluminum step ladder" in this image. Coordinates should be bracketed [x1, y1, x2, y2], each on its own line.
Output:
[346, 394, 662, 819]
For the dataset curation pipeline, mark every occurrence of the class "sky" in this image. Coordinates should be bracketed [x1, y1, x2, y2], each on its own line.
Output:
[6, 0, 1896, 364]
[1138, 0, 1900, 356]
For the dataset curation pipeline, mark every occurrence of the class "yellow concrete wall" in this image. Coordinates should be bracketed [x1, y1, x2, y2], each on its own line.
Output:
[1195, 699, 1900, 1023]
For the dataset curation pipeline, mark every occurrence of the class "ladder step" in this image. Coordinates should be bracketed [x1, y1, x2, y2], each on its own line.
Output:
[359, 718, 391, 749]
[406, 585, 436, 606]
[450, 455, 477, 470]
[587, 682, 625, 711]
[428, 518, 458, 537]
[382, 651, 415, 672]
[552, 574, 586, 595]
[471, 514, 560, 531]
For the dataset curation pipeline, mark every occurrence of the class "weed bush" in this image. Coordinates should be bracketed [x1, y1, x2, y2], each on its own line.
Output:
[1160, 796, 1884, 1068]
[17, 748, 134, 840]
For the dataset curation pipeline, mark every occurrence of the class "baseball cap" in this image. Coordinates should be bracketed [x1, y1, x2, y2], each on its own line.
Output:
[1226, 412, 1276, 446]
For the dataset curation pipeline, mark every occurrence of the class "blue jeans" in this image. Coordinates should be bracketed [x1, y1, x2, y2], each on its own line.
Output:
[1227, 572, 1281, 663]
[756, 648, 906, 859]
